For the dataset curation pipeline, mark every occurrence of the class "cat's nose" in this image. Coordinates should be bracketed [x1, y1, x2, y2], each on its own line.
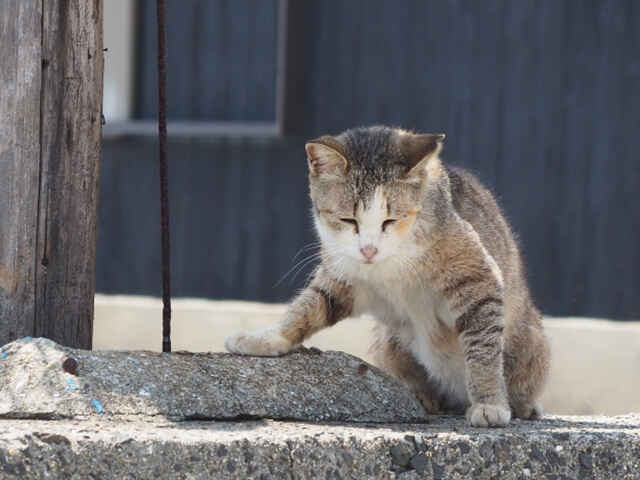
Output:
[360, 244, 379, 261]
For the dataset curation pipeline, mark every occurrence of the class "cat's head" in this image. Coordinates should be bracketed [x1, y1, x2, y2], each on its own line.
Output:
[306, 126, 446, 278]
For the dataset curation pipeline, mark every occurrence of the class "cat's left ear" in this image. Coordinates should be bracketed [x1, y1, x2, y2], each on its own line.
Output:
[305, 136, 348, 177]
[399, 133, 445, 178]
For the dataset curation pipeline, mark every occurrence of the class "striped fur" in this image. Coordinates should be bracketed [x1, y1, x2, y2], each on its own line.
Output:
[226, 126, 550, 427]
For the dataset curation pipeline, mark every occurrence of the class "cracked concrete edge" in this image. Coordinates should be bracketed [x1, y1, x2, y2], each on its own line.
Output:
[1, 416, 639, 479]
[0, 338, 427, 423]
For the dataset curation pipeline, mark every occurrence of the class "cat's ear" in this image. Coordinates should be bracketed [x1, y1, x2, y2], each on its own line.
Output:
[305, 136, 348, 177]
[399, 133, 445, 177]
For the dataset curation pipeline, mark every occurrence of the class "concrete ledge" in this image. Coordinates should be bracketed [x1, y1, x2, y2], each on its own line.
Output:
[1, 338, 640, 478]
[0, 338, 425, 423]
[1, 416, 639, 479]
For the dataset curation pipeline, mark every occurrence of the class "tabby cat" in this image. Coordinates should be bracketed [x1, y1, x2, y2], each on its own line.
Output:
[225, 126, 550, 427]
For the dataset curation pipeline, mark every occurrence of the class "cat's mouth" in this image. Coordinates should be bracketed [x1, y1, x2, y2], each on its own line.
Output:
[361, 257, 380, 265]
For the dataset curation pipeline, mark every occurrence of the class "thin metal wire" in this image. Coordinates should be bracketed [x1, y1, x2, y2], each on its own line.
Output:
[157, 0, 171, 353]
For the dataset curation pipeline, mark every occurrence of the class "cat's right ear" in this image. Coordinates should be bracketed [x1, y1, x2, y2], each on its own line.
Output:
[399, 133, 446, 178]
[305, 137, 348, 177]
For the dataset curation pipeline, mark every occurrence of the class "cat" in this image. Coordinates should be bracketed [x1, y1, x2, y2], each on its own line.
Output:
[225, 126, 550, 427]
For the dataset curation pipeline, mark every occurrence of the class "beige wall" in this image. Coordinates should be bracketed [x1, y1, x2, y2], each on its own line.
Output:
[103, 0, 135, 121]
[94, 295, 640, 416]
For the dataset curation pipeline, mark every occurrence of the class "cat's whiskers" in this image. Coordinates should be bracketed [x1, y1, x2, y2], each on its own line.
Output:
[275, 239, 350, 288]
[274, 251, 325, 287]
[289, 243, 346, 287]
[290, 241, 323, 263]
[320, 251, 349, 286]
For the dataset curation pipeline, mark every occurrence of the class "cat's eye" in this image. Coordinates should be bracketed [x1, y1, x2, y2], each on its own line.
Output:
[382, 219, 397, 232]
[340, 218, 359, 233]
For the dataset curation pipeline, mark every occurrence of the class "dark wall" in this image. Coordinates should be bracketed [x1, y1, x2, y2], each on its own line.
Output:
[98, 135, 315, 302]
[98, 1, 640, 319]
[284, 1, 640, 136]
[135, 0, 278, 121]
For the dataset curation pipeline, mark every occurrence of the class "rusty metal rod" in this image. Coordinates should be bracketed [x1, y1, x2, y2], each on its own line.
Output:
[156, 0, 172, 353]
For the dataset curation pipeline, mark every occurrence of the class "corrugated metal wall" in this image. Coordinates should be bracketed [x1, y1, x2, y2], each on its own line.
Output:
[135, 0, 279, 121]
[98, 1, 640, 319]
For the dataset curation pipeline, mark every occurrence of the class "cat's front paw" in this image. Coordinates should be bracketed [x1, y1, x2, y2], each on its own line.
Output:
[224, 327, 293, 356]
[413, 389, 442, 414]
[466, 403, 511, 427]
[513, 401, 543, 420]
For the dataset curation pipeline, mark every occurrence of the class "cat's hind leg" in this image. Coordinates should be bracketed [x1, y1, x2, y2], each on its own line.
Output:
[225, 269, 353, 356]
[504, 307, 551, 420]
[370, 327, 443, 414]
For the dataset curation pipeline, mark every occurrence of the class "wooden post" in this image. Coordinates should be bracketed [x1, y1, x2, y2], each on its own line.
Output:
[0, 1, 103, 348]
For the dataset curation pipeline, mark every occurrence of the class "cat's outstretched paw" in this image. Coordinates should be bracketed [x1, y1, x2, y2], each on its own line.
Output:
[466, 403, 511, 427]
[224, 328, 293, 356]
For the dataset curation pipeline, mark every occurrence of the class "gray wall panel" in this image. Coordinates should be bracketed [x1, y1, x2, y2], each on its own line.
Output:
[136, 0, 278, 121]
[98, 136, 315, 303]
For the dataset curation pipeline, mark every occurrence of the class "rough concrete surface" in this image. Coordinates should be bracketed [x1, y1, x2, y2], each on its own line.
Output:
[1, 338, 639, 479]
[0, 338, 426, 423]
[0, 416, 639, 479]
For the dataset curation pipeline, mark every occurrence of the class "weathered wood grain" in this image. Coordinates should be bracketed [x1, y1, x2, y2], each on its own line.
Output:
[0, 0, 42, 341]
[0, 0, 103, 348]
[34, 0, 103, 347]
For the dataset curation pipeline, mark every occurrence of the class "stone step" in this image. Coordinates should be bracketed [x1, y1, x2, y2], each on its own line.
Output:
[1, 416, 639, 479]
[0, 338, 425, 423]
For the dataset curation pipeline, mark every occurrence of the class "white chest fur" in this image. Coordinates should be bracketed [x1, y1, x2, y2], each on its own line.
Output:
[353, 273, 470, 405]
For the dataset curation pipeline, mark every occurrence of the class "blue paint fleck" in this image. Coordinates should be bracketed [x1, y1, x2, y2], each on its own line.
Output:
[20, 336, 32, 342]
[0, 352, 7, 359]
[129, 358, 139, 365]
[92, 399, 104, 414]
[65, 377, 78, 391]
